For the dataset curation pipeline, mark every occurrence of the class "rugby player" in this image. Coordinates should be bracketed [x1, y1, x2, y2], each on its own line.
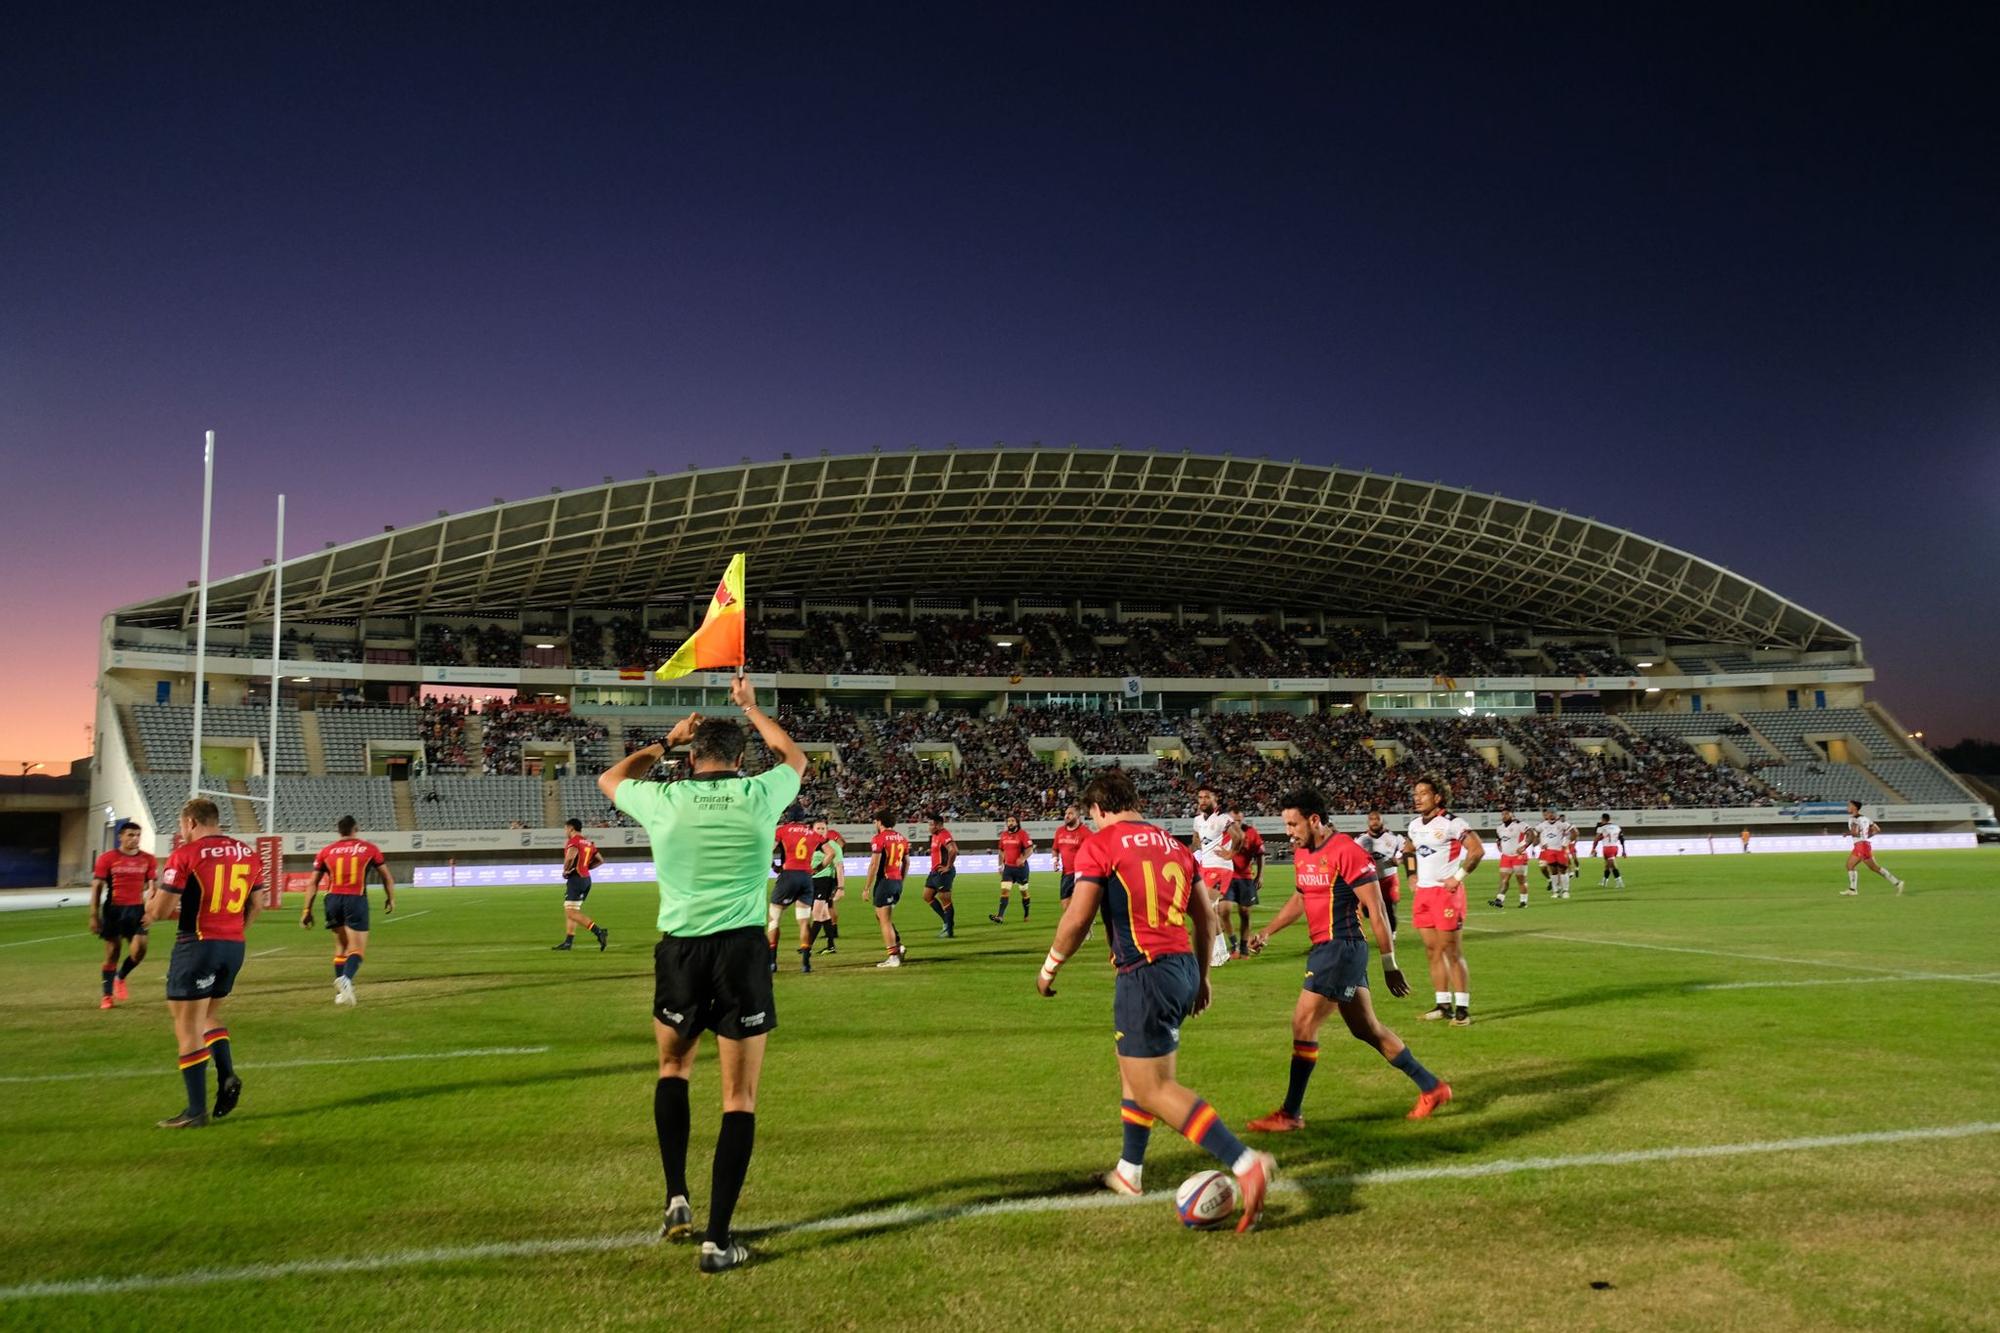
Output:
[90, 820, 156, 1008]
[1223, 819, 1265, 957]
[1408, 776, 1482, 1026]
[1245, 787, 1449, 1131]
[807, 817, 844, 955]
[923, 812, 958, 938]
[1050, 804, 1088, 903]
[1843, 800, 1905, 895]
[1489, 809, 1532, 909]
[768, 807, 820, 973]
[1591, 814, 1627, 888]
[1191, 786, 1236, 967]
[596, 674, 805, 1274]
[553, 818, 609, 951]
[302, 815, 396, 1003]
[1533, 807, 1572, 900]
[867, 810, 911, 968]
[147, 798, 262, 1128]
[989, 814, 1033, 923]
[1353, 810, 1403, 939]
[1034, 768, 1275, 1232]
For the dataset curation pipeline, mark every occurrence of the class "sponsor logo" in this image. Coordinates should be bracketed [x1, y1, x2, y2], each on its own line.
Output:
[658, 1007, 685, 1024]
[1167, 1025, 1181, 1043]
[1340, 985, 1358, 1000]
[196, 974, 215, 990]
[741, 1011, 766, 1028]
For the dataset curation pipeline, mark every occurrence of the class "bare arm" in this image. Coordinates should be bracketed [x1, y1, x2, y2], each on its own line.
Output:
[302, 867, 325, 925]
[732, 675, 806, 775]
[1036, 876, 1103, 996]
[146, 886, 178, 927]
[1456, 829, 1486, 876]
[598, 712, 703, 803]
[1249, 891, 1306, 951]
[377, 860, 396, 912]
[90, 877, 107, 930]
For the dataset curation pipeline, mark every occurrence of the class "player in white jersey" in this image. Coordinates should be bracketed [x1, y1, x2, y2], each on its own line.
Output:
[1192, 786, 1235, 966]
[1591, 814, 1627, 887]
[1488, 809, 1534, 909]
[1842, 799, 1904, 895]
[1407, 774, 1483, 1026]
[1532, 808, 1573, 900]
[1355, 810, 1407, 937]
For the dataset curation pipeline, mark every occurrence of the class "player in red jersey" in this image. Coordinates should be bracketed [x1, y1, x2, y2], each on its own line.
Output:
[867, 810, 911, 968]
[90, 820, 157, 1008]
[989, 814, 1034, 924]
[553, 818, 609, 953]
[1843, 800, 1905, 895]
[1035, 768, 1275, 1232]
[1223, 820, 1265, 958]
[302, 815, 396, 1005]
[923, 813, 958, 938]
[147, 798, 263, 1128]
[768, 807, 821, 972]
[1245, 787, 1450, 1131]
[1050, 805, 1089, 903]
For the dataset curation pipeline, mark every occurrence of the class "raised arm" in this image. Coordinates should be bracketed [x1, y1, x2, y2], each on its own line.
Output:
[732, 675, 806, 775]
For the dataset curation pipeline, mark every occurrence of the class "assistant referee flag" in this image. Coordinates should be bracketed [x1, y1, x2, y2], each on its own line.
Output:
[655, 553, 746, 680]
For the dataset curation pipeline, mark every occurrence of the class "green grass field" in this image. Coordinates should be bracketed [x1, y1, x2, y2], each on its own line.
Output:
[2, 850, 1996, 1331]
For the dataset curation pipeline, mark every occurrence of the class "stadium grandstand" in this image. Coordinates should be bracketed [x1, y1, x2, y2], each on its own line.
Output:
[84, 447, 1986, 879]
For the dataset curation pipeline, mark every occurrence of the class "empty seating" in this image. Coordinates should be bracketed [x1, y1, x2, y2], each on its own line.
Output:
[317, 707, 421, 773]
[1864, 759, 1975, 804]
[134, 704, 306, 774]
[410, 775, 543, 829]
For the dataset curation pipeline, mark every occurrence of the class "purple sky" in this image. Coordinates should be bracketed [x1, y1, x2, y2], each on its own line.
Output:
[3, 4, 1996, 769]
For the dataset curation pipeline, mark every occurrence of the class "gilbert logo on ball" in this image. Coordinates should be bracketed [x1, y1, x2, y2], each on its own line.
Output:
[1175, 1170, 1238, 1229]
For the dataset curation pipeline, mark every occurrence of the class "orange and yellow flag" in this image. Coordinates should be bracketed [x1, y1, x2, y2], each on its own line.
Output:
[654, 553, 746, 680]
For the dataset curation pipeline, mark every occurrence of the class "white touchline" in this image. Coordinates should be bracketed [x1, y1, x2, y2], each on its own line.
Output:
[1462, 926, 1958, 977]
[1693, 973, 2000, 991]
[0, 1045, 550, 1086]
[378, 910, 432, 925]
[0, 933, 88, 950]
[2, 1120, 1994, 1301]
[250, 946, 288, 958]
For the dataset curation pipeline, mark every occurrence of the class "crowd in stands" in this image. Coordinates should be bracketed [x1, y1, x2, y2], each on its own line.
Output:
[419, 696, 473, 769]
[417, 623, 524, 668]
[478, 701, 610, 775]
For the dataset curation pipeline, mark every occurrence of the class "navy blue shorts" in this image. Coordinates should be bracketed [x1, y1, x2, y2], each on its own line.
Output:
[1224, 877, 1259, 906]
[1303, 938, 1370, 1003]
[98, 903, 148, 940]
[324, 893, 371, 931]
[770, 870, 815, 907]
[925, 868, 956, 894]
[1001, 864, 1029, 886]
[563, 874, 592, 904]
[166, 938, 246, 1001]
[1059, 873, 1076, 900]
[1113, 953, 1200, 1058]
[871, 878, 903, 909]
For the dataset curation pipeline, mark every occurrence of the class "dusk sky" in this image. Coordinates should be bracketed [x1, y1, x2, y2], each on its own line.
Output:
[3, 3, 1995, 769]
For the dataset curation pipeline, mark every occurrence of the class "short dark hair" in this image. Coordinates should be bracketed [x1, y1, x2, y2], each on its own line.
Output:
[689, 717, 748, 766]
[337, 815, 358, 836]
[1366, 807, 1383, 817]
[565, 818, 582, 832]
[927, 810, 946, 825]
[1414, 774, 1451, 807]
[874, 807, 896, 827]
[1196, 784, 1218, 797]
[1080, 768, 1140, 815]
[1281, 788, 1328, 822]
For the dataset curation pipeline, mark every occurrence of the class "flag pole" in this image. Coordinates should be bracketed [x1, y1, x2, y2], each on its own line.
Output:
[267, 493, 284, 830]
[190, 431, 215, 798]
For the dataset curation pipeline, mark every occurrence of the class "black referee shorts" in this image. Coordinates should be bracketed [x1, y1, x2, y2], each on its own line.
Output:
[653, 926, 776, 1042]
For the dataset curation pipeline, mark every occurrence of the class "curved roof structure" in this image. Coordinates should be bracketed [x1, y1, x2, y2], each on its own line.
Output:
[112, 448, 1857, 649]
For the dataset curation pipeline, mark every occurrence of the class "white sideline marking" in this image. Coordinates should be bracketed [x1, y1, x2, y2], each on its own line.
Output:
[1463, 926, 1945, 977]
[0, 933, 86, 950]
[250, 946, 287, 958]
[1, 1120, 1993, 1301]
[0, 1045, 549, 1085]
[379, 910, 432, 925]
[1695, 973, 2000, 991]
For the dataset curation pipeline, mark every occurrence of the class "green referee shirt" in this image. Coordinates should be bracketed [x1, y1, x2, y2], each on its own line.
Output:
[614, 765, 803, 936]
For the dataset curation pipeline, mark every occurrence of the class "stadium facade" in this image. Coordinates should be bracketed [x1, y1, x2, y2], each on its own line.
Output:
[80, 447, 1987, 884]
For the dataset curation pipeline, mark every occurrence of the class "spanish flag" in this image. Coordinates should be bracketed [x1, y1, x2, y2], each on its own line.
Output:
[655, 554, 747, 680]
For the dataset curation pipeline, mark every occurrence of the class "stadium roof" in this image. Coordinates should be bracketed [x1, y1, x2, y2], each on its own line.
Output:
[111, 448, 1858, 649]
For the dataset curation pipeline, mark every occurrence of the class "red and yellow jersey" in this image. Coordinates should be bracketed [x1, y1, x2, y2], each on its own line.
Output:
[563, 833, 601, 876]
[314, 838, 385, 895]
[929, 828, 956, 869]
[161, 835, 262, 941]
[93, 849, 158, 906]
[870, 829, 910, 881]
[1050, 822, 1089, 873]
[1230, 825, 1265, 876]
[998, 828, 1033, 867]
[1293, 832, 1380, 944]
[774, 822, 819, 872]
[1073, 820, 1197, 969]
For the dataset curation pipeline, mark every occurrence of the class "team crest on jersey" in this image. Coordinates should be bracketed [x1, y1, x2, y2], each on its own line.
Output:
[1443, 907, 1457, 922]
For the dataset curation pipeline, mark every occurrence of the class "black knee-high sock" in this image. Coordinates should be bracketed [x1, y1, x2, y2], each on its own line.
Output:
[927, 896, 946, 920]
[101, 966, 116, 996]
[118, 952, 143, 980]
[943, 902, 956, 932]
[655, 1076, 690, 1200]
[804, 920, 822, 948]
[824, 921, 838, 943]
[1021, 894, 1030, 920]
[707, 1110, 756, 1245]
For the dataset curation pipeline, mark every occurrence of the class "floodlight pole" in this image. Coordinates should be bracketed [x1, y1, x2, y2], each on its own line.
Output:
[268, 493, 284, 830]
[190, 431, 214, 798]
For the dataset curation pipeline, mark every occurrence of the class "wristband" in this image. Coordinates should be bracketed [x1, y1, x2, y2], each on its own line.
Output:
[1383, 952, 1398, 973]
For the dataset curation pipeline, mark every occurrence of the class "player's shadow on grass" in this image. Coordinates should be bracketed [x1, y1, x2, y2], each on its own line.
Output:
[1470, 979, 1720, 1024]
[246, 969, 652, 1001]
[245, 1060, 638, 1120]
[1261, 1046, 1694, 1231]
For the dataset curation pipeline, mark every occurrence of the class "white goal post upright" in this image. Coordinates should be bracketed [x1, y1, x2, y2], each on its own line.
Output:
[266, 493, 284, 828]
[189, 432, 214, 800]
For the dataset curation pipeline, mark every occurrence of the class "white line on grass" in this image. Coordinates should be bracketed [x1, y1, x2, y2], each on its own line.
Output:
[250, 946, 288, 958]
[0, 933, 86, 950]
[2, 1119, 1993, 1301]
[379, 910, 432, 925]
[1694, 973, 2000, 991]
[1462, 926, 1954, 977]
[0, 1045, 549, 1085]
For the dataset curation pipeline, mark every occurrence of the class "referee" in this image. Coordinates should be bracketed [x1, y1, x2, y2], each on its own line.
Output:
[596, 674, 805, 1274]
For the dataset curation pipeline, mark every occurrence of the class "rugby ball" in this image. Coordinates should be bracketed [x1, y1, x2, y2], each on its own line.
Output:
[1175, 1170, 1238, 1229]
